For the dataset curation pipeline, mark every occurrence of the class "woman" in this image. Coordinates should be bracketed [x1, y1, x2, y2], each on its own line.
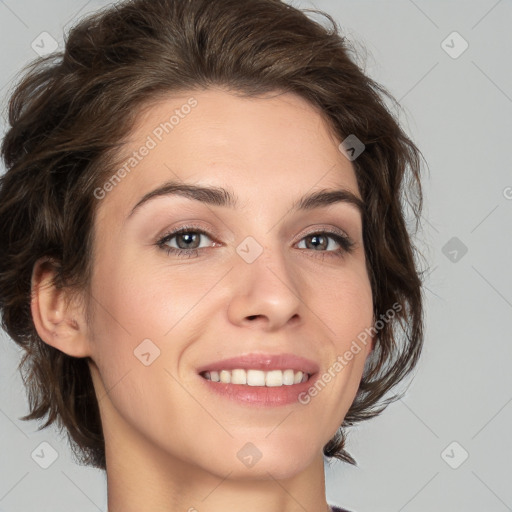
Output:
[0, 0, 424, 511]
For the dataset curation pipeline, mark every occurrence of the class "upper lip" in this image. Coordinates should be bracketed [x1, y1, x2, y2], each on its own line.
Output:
[196, 353, 319, 375]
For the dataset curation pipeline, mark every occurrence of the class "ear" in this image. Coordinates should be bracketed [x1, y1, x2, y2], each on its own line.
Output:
[30, 257, 92, 358]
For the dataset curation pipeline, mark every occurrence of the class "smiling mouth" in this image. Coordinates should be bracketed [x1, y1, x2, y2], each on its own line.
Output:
[199, 368, 312, 387]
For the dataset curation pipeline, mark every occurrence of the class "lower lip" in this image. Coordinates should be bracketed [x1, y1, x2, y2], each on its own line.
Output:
[198, 373, 319, 407]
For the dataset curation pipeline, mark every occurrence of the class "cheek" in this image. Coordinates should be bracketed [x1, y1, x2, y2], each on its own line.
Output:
[90, 255, 199, 339]
[85, 258, 193, 444]
[300, 264, 373, 411]
[308, 259, 374, 335]
[87, 253, 223, 388]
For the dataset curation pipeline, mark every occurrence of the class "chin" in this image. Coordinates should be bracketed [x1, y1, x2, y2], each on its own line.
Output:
[204, 439, 318, 481]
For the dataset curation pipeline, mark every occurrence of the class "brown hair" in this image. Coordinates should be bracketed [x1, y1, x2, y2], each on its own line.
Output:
[0, 0, 425, 470]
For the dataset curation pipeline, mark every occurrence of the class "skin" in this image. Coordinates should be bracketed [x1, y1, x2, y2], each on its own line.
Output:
[31, 88, 375, 512]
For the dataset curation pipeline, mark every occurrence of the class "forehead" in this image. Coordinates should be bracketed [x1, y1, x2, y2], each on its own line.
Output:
[96, 88, 360, 222]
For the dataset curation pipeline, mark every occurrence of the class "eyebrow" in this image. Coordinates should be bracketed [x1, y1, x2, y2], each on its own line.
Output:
[126, 180, 365, 220]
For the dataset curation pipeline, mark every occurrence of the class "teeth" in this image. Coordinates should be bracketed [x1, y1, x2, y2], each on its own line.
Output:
[220, 370, 231, 384]
[202, 369, 310, 386]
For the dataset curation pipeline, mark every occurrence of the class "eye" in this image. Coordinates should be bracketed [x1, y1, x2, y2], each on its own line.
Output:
[157, 225, 217, 258]
[296, 230, 354, 258]
[156, 225, 355, 259]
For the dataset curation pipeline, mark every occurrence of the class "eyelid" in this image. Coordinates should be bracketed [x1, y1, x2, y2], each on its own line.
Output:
[295, 224, 350, 241]
[157, 222, 223, 245]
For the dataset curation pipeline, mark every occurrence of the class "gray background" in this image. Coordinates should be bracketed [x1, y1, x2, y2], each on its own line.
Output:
[1, 1, 511, 511]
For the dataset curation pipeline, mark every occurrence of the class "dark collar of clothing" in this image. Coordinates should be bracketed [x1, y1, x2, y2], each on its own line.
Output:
[329, 505, 353, 512]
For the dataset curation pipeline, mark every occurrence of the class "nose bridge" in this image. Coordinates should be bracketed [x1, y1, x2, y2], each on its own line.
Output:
[227, 233, 303, 329]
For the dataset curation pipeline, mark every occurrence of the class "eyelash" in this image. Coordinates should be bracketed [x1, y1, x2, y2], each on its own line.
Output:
[156, 223, 355, 260]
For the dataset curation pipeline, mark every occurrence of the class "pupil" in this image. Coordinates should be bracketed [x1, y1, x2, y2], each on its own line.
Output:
[309, 234, 326, 250]
[178, 233, 198, 249]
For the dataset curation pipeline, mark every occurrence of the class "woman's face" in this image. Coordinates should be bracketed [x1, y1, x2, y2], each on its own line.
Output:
[87, 87, 374, 480]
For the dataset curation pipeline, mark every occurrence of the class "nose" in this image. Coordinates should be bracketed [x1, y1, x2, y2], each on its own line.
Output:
[227, 245, 303, 331]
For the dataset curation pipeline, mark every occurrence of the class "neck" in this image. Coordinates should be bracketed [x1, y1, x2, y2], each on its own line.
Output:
[102, 414, 331, 512]
[105, 443, 332, 512]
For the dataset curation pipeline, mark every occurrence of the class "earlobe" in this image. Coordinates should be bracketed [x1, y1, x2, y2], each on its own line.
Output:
[30, 257, 92, 358]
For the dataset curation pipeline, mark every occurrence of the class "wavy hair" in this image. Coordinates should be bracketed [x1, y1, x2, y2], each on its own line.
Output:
[0, 0, 425, 469]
